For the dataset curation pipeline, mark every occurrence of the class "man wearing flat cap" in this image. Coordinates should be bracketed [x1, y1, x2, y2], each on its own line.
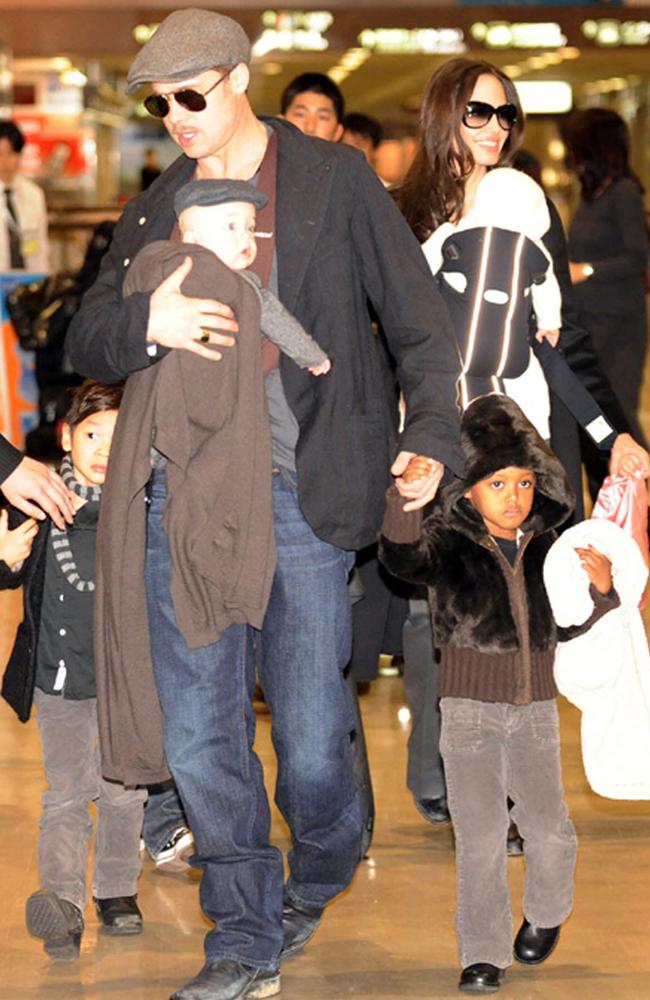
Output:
[67, 8, 462, 999]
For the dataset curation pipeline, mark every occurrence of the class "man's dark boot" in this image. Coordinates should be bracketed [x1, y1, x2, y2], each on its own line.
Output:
[280, 899, 324, 958]
[170, 959, 280, 1000]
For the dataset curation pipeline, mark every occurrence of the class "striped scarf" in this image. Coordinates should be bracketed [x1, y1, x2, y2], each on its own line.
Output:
[49, 454, 101, 592]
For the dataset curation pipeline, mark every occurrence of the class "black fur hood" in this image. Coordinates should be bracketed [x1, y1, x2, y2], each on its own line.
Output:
[440, 394, 575, 542]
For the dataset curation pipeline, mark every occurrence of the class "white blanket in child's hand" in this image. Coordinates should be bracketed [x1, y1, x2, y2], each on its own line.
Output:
[544, 519, 650, 800]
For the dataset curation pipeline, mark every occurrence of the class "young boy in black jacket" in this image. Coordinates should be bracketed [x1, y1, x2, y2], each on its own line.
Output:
[379, 394, 617, 995]
[0, 380, 146, 961]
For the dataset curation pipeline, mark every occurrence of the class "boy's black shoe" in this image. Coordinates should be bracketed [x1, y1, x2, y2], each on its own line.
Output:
[514, 919, 560, 964]
[459, 963, 504, 993]
[414, 794, 451, 825]
[280, 900, 324, 958]
[94, 894, 143, 935]
[170, 959, 280, 999]
[26, 889, 84, 961]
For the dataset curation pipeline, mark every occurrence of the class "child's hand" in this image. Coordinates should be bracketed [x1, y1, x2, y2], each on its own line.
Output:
[402, 455, 437, 484]
[535, 328, 559, 347]
[609, 433, 650, 479]
[0, 510, 38, 570]
[575, 544, 613, 595]
[308, 358, 331, 376]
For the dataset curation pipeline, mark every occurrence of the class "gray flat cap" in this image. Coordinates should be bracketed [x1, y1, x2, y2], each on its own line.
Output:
[174, 179, 268, 218]
[127, 8, 251, 94]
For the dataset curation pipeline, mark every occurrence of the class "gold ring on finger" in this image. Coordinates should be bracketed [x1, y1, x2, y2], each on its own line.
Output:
[199, 328, 210, 344]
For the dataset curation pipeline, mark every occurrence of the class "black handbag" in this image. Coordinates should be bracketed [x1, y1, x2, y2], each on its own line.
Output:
[5, 272, 79, 351]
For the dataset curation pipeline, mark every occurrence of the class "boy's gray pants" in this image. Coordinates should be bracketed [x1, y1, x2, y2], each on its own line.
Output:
[34, 688, 146, 913]
[440, 697, 577, 970]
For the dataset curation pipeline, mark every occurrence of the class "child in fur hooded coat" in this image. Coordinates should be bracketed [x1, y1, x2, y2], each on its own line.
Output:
[379, 394, 619, 995]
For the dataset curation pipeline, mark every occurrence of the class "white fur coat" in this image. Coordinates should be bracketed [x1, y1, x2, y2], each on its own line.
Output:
[544, 519, 650, 799]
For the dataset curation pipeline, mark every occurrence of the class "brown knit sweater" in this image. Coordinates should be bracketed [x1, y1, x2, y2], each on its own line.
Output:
[93, 242, 277, 784]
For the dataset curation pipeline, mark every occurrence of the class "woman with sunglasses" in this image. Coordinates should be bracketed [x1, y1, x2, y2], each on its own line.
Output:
[398, 58, 648, 498]
[399, 59, 561, 437]
[394, 57, 650, 996]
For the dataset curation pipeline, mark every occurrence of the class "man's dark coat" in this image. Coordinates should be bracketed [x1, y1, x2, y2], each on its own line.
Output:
[67, 118, 464, 552]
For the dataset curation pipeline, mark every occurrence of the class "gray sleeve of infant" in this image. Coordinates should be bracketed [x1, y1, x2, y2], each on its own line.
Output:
[258, 287, 328, 368]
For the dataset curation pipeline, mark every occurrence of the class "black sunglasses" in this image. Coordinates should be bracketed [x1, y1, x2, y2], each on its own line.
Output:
[462, 101, 518, 132]
[144, 68, 233, 119]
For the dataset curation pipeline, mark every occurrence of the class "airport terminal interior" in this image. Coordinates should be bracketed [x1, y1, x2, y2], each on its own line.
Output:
[1, 2, 650, 998]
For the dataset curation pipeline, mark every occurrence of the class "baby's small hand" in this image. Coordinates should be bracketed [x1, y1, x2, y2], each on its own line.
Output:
[575, 544, 613, 595]
[402, 456, 436, 484]
[308, 358, 331, 376]
[535, 328, 559, 347]
[0, 510, 38, 570]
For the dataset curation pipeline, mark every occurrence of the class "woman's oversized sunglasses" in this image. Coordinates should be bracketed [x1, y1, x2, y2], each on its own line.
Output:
[462, 101, 518, 132]
[144, 68, 233, 119]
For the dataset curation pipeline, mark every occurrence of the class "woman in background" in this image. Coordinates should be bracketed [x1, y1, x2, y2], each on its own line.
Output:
[564, 107, 648, 494]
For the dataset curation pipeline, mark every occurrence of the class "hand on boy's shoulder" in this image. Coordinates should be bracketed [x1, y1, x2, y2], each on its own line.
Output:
[575, 544, 613, 595]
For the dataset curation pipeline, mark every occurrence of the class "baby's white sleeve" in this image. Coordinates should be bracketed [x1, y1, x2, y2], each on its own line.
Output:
[421, 222, 456, 275]
[531, 256, 562, 331]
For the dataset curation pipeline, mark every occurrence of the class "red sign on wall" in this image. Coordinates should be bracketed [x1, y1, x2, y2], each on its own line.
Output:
[13, 112, 88, 178]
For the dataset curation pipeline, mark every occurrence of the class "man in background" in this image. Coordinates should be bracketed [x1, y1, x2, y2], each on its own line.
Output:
[281, 72, 344, 142]
[0, 121, 49, 273]
[342, 112, 384, 179]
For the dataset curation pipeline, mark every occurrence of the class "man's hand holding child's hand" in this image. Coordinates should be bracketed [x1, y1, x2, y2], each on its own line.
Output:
[393, 453, 444, 511]
[575, 544, 613, 595]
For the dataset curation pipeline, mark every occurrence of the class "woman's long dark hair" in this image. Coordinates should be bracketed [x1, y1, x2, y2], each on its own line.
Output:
[562, 107, 643, 201]
[397, 58, 524, 243]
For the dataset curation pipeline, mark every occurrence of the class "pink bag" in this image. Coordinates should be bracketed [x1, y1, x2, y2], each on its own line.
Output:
[592, 474, 649, 607]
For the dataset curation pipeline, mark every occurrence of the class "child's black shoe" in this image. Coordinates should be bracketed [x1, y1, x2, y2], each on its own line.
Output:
[514, 919, 560, 964]
[26, 889, 84, 961]
[459, 963, 504, 993]
[94, 895, 143, 935]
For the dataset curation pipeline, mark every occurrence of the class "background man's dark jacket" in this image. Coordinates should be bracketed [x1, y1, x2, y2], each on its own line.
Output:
[66, 117, 463, 552]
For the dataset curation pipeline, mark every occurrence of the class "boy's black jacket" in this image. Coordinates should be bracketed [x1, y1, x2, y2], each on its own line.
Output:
[1, 504, 98, 721]
[0, 508, 49, 721]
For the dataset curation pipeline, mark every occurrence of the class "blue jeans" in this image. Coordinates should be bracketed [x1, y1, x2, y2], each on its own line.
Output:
[142, 781, 188, 856]
[145, 466, 361, 968]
